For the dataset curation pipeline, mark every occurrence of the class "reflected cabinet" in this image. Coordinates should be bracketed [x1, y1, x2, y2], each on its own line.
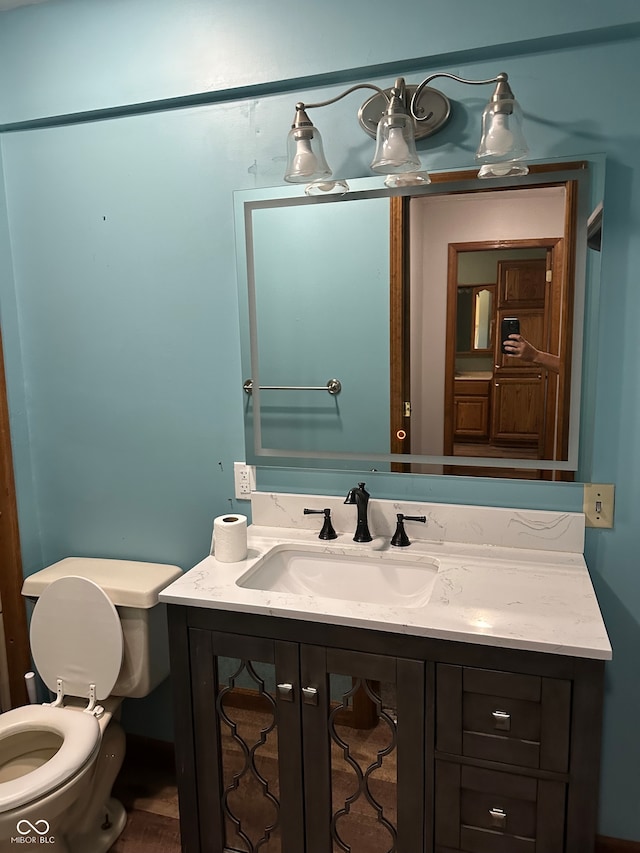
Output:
[168, 606, 604, 853]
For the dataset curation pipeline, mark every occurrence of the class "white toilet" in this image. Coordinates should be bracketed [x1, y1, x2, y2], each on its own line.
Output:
[0, 557, 182, 853]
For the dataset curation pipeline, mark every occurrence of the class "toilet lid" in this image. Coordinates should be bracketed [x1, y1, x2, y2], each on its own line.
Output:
[30, 576, 123, 701]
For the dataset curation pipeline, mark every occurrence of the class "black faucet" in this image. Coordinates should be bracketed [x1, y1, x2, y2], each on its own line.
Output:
[344, 482, 372, 542]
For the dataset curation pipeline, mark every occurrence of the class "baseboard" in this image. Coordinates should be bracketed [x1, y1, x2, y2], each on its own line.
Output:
[124, 734, 640, 853]
[596, 837, 640, 853]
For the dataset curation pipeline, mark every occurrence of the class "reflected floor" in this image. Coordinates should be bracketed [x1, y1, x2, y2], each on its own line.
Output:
[112, 705, 397, 853]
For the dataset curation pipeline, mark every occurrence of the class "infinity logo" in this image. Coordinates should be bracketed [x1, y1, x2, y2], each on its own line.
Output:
[16, 819, 50, 835]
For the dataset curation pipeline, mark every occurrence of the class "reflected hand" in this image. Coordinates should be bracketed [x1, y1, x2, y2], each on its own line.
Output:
[503, 334, 538, 362]
[502, 334, 560, 373]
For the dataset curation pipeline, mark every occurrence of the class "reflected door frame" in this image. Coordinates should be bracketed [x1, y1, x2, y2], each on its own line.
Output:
[389, 170, 579, 478]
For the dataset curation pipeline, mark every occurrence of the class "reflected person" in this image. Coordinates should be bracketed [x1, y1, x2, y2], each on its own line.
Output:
[503, 334, 560, 373]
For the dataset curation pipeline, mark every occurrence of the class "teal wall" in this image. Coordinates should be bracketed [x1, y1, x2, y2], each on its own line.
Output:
[0, 0, 639, 840]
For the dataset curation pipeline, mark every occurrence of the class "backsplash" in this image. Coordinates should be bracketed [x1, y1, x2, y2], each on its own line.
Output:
[250, 491, 585, 554]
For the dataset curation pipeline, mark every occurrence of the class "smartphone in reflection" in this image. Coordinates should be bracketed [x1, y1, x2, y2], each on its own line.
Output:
[501, 317, 520, 354]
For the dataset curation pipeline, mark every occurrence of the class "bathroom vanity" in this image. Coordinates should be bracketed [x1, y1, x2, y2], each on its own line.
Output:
[160, 494, 611, 853]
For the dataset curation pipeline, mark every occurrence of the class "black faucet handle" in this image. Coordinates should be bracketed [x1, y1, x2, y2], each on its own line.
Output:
[391, 513, 427, 547]
[303, 507, 337, 540]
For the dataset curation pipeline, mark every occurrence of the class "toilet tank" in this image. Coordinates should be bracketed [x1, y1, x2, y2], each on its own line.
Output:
[22, 557, 183, 699]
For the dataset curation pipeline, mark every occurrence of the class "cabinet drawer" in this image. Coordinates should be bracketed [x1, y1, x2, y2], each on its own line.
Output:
[435, 762, 566, 853]
[436, 664, 571, 772]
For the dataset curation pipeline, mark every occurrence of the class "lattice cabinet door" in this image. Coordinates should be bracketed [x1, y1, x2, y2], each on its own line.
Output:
[299, 645, 426, 853]
[188, 628, 305, 853]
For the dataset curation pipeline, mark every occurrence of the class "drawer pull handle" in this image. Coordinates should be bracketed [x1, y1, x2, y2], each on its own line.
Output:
[489, 807, 507, 829]
[492, 709, 511, 731]
[302, 686, 319, 706]
[277, 682, 294, 702]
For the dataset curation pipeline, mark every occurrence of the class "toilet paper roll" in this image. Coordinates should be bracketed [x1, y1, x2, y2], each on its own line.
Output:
[213, 514, 248, 562]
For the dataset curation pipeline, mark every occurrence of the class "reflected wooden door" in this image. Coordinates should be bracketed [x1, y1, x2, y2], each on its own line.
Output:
[492, 258, 549, 452]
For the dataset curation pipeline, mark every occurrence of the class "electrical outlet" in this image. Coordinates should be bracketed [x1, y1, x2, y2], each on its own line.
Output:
[583, 483, 615, 528]
[233, 461, 256, 500]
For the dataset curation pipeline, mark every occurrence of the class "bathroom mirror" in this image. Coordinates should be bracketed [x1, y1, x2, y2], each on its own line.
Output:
[235, 157, 604, 478]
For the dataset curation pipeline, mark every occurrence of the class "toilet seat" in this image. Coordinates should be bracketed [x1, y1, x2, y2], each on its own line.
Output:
[0, 705, 100, 811]
[30, 576, 124, 702]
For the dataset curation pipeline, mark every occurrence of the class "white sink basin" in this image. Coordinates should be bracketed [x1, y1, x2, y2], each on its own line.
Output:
[237, 545, 439, 608]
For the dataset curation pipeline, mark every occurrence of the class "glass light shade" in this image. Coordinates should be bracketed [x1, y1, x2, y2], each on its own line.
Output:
[304, 180, 350, 197]
[284, 125, 332, 183]
[475, 98, 529, 178]
[370, 112, 421, 175]
[384, 171, 431, 188]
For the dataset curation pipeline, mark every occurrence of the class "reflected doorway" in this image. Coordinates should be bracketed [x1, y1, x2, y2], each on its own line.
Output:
[389, 177, 578, 479]
[443, 243, 568, 477]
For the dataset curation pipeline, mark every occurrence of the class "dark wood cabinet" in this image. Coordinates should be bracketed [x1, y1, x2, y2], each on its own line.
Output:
[434, 664, 573, 852]
[168, 606, 604, 853]
[436, 664, 571, 772]
[435, 762, 566, 853]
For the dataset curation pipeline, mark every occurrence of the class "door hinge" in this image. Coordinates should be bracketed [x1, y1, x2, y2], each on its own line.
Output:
[546, 269, 552, 282]
[403, 401, 411, 417]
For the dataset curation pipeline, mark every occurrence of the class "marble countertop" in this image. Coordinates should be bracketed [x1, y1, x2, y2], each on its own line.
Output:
[159, 499, 611, 660]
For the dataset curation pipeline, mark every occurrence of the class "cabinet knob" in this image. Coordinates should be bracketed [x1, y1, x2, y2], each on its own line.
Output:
[492, 709, 511, 731]
[489, 807, 507, 829]
[302, 686, 319, 706]
[277, 682, 294, 702]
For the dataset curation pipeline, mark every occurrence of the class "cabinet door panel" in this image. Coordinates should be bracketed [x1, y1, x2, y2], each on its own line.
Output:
[497, 258, 547, 307]
[454, 396, 489, 439]
[491, 375, 544, 445]
[190, 629, 304, 853]
[302, 646, 425, 853]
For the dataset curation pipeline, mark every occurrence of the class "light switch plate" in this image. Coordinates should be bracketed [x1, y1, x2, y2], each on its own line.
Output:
[583, 483, 615, 528]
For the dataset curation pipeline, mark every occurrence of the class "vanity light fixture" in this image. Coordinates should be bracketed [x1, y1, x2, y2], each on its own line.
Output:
[284, 71, 529, 188]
